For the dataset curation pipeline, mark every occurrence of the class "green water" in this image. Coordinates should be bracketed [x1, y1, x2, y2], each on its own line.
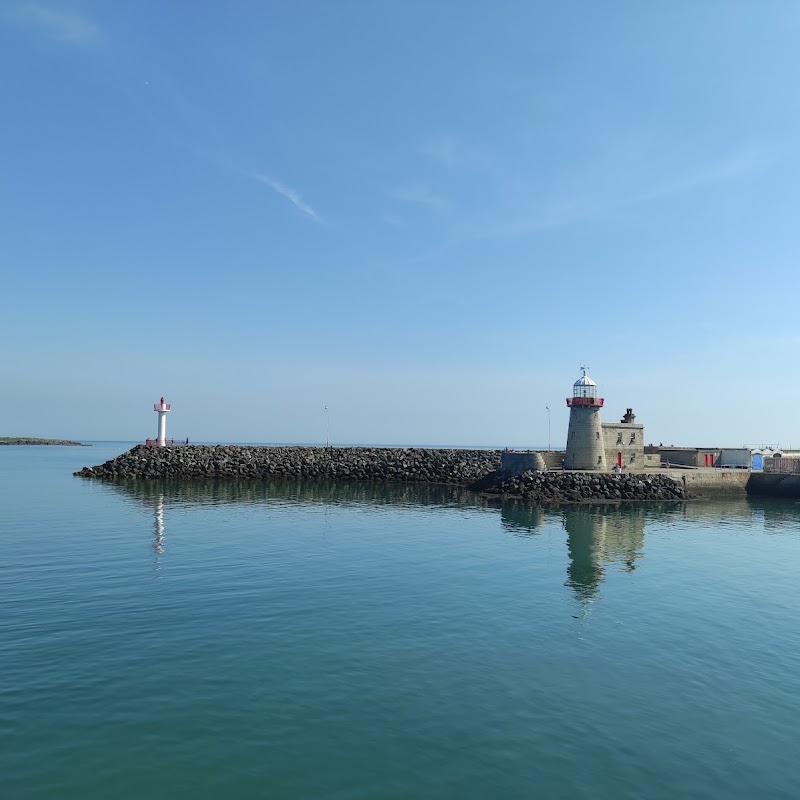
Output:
[2, 444, 800, 799]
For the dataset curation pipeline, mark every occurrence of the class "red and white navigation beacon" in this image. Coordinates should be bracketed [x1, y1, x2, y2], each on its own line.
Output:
[154, 396, 172, 446]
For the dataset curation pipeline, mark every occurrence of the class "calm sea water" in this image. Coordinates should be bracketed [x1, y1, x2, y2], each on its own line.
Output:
[2, 443, 800, 799]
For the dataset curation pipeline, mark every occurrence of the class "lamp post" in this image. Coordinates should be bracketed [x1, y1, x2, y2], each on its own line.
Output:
[325, 405, 330, 448]
[545, 405, 551, 451]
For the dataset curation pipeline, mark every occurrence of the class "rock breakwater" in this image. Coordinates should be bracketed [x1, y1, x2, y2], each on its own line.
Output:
[472, 470, 687, 503]
[75, 445, 688, 502]
[75, 445, 502, 485]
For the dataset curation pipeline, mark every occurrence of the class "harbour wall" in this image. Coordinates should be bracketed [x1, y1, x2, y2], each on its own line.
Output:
[76, 444, 691, 504]
[501, 451, 546, 473]
[666, 468, 751, 497]
[75, 445, 502, 485]
[497, 455, 749, 498]
[476, 468, 750, 503]
[475, 470, 688, 503]
[77, 446, 786, 501]
[746, 472, 800, 498]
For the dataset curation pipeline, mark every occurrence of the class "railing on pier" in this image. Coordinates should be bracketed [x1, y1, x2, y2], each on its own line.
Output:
[764, 457, 800, 474]
[144, 438, 189, 447]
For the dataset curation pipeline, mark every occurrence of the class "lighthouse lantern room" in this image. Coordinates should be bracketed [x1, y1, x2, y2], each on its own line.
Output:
[154, 396, 171, 447]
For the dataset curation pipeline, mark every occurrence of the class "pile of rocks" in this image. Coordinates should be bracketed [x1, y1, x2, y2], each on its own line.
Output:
[75, 445, 502, 485]
[473, 470, 687, 503]
[75, 445, 690, 503]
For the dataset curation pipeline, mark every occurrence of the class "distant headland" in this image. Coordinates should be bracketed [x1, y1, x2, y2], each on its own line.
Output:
[1, 437, 90, 446]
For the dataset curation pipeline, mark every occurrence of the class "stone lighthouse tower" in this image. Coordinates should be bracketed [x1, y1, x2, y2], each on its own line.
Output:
[565, 367, 607, 471]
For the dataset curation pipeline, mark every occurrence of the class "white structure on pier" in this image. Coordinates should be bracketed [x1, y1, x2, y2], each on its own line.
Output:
[154, 397, 171, 446]
[565, 368, 607, 471]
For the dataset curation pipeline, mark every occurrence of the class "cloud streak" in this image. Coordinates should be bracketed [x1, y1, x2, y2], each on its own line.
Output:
[250, 173, 322, 222]
[6, 2, 101, 45]
[421, 136, 456, 168]
[637, 146, 771, 203]
[473, 144, 773, 242]
[390, 183, 448, 211]
[384, 142, 774, 270]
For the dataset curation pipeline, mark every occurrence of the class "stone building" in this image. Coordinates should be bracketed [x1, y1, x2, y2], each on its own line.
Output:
[646, 446, 718, 468]
[602, 408, 645, 470]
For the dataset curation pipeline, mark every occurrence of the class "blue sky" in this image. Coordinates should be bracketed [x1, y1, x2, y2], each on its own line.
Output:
[2, 1, 799, 446]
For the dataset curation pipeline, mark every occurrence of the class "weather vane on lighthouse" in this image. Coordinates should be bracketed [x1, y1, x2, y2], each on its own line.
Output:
[154, 396, 171, 447]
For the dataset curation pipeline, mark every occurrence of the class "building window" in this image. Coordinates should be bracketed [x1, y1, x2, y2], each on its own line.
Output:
[616, 433, 623, 444]
[570, 431, 575, 439]
[630, 453, 636, 462]
[596, 431, 600, 439]
[630, 433, 636, 444]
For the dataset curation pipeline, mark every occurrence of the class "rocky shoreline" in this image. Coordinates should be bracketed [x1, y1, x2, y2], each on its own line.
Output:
[75, 445, 502, 485]
[472, 469, 687, 503]
[75, 445, 688, 503]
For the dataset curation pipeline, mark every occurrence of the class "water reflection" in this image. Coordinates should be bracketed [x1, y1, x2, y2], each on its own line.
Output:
[139, 492, 166, 569]
[97, 477, 487, 509]
[93, 478, 800, 601]
[562, 506, 646, 604]
[499, 502, 545, 535]
[501, 503, 652, 604]
[153, 494, 164, 554]
[96, 479, 495, 572]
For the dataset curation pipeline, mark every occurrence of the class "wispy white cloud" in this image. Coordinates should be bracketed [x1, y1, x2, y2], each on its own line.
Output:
[390, 183, 448, 211]
[250, 173, 321, 222]
[421, 136, 457, 168]
[5, 2, 101, 45]
[420, 134, 494, 172]
[637, 146, 771, 202]
[386, 143, 774, 269]
[468, 197, 594, 241]
[471, 144, 773, 243]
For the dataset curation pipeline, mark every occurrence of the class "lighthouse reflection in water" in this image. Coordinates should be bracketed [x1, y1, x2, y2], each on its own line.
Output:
[501, 503, 646, 606]
[563, 506, 645, 604]
[140, 492, 166, 567]
[131, 479, 655, 601]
